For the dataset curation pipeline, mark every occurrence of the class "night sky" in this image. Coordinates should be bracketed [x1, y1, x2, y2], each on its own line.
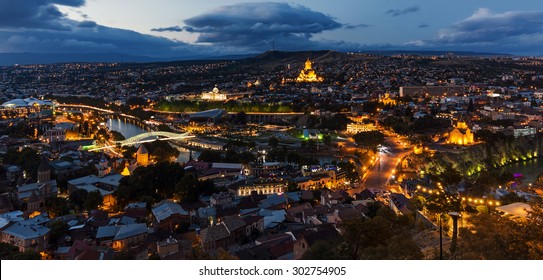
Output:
[1, 0, 542, 59]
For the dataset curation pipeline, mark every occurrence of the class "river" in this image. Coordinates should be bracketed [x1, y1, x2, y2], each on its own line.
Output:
[106, 118, 148, 139]
[496, 158, 543, 184]
[106, 118, 196, 163]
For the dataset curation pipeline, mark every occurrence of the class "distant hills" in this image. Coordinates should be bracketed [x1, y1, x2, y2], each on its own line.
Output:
[0, 50, 514, 66]
[0, 52, 160, 66]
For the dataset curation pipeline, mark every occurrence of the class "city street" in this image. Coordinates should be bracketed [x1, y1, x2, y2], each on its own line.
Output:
[348, 134, 411, 195]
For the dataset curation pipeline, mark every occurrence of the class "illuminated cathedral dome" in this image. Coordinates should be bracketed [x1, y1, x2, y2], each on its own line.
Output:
[296, 59, 324, 83]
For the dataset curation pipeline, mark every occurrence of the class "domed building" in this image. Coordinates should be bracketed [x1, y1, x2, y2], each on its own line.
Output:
[296, 59, 324, 83]
[448, 120, 474, 146]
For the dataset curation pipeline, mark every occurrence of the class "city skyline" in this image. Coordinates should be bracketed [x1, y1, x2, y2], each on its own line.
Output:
[0, 0, 543, 63]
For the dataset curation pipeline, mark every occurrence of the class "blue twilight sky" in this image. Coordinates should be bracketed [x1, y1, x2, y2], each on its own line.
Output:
[1, 0, 542, 58]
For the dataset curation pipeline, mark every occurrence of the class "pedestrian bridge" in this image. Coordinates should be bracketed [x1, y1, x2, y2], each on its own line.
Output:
[118, 131, 193, 146]
[87, 131, 193, 152]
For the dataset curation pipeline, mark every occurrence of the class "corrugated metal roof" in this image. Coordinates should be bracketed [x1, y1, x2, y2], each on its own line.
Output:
[96, 225, 119, 239]
[3, 222, 50, 240]
[211, 163, 243, 170]
[113, 223, 147, 240]
[152, 201, 188, 223]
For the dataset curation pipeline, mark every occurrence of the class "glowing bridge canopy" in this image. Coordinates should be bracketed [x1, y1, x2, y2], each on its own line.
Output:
[118, 131, 193, 146]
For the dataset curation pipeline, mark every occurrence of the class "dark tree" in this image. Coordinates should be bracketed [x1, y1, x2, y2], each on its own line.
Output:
[268, 137, 279, 148]
[353, 131, 385, 150]
[234, 111, 247, 125]
[45, 197, 72, 218]
[337, 161, 358, 183]
[2, 147, 41, 181]
[48, 220, 69, 246]
[144, 141, 180, 162]
[175, 175, 215, 203]
[156, 124, 174, 132]
[122, 146, 138, 160]
[84, 190, 103, 211]
[110, 130, 126, 141]
[238, 151, 256, 164]
[115, 162, 185, 207]
[198, 150, 222, 162]
[0, 242, 19, 259]
[302, 240, 343, 260]
[286, 181, 300, 192]
[322, 134, 332, 146]
[438, 164, 462, 186]
[69, 189, 89, 211]
[500, 192, 526, 205]
[458, 212, 538, 259]
[95, 128, 110, 142]
[5, 121, 35, 138]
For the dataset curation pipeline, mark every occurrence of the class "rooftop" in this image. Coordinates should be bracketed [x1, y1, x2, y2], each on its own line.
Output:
[3, 216, 51, 240]
[152, 201, 188, 223]
[96, 223, 148, 240]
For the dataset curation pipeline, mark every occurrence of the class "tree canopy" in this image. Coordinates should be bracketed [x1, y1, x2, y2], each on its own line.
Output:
[115, 162, 185, 207]
[353, 131, 385, 150]
[458, 207, 543, 259]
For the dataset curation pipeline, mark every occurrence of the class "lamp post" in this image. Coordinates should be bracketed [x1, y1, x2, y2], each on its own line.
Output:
[448, 211, 460, 256]
[439, 214, 443, 260]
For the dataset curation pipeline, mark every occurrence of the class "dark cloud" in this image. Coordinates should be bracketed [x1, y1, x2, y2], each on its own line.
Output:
[180, 2, 355, 52]
[151, 26, 184, 32]
[437, 9, 543, 43]
[408, 9, 543, 55]
[76, 10, 90, 20]
[0, 0, 209, 59]
[0, 26, 196, 57]
[78, 20, 97, 28]
[418, 23, 429, 28]
[385, 6, 419, 17]
[0, 0, 85, 30]
[344, 24, 372, 30]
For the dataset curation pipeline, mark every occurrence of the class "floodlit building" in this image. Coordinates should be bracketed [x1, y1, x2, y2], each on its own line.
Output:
[448, 120, 474, 145]
[136, 144, 149, 167]
[296, 59, 324, 83]
[379, 93, 397, 106]
[201, 86, 246, 101]
[40, 129, 66, 143]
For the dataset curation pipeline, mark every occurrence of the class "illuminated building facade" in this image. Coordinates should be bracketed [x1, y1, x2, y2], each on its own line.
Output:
[201, 86, 246, 101]
[379, 93, 397, 106]
[236, 179, 285, 196]
[346, 123, 377, 134]
[296, 59, 324, 83]
[448, 120, 474, 145]
[40, 129, 66, 143]
[136, 144, 149, 166]
[346, 116, 377, 134]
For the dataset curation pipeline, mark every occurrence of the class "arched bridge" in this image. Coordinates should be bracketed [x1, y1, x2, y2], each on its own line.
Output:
[118, 131, 193, 146]
[88, 131, 193, 151]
